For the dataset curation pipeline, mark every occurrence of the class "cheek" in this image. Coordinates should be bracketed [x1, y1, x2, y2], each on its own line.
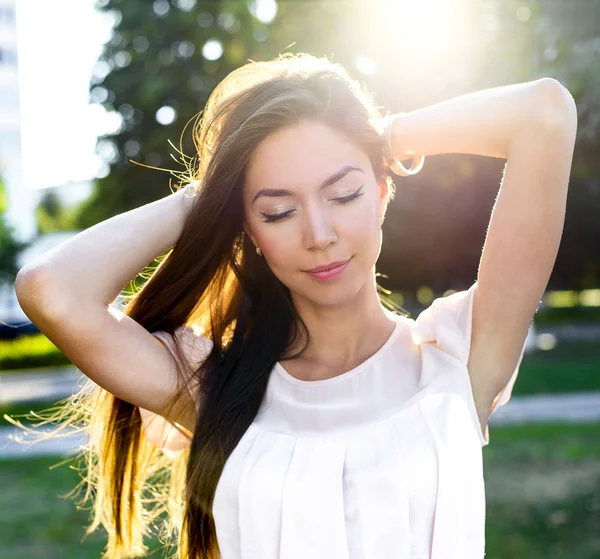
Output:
[344, 202, 381, 242]
[254, 228, 293, 265]
[259, 234, 282, 254]
[344, 192, 381, 226]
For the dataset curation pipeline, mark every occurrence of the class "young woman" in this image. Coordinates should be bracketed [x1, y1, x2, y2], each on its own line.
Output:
[13, 53, 576, 559]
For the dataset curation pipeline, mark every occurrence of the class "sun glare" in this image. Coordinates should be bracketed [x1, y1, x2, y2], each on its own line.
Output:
[356, 0, 474, 79]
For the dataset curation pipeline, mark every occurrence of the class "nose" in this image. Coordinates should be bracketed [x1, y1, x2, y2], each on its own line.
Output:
[302, 203, 338, 251]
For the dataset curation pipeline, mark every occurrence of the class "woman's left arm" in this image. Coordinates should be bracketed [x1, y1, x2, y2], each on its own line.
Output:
[390, 78, 578, 414]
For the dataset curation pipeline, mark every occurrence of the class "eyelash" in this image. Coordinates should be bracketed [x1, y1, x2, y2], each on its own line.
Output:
[260, 186, 365, 223]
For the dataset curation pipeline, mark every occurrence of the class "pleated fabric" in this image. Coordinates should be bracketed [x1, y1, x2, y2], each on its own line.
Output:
[145, 281, 528, 558]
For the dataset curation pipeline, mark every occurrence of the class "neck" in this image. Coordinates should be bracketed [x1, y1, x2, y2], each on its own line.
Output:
[283, 277, 397, 370]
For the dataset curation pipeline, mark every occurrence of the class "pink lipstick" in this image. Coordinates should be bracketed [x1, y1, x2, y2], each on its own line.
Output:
[304, 258, 351, 282]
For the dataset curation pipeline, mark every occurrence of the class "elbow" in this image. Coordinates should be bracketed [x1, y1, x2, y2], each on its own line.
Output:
[15, 265, 67, 323]
[15, 265, 44, 310]
[533, 78, 578, 132]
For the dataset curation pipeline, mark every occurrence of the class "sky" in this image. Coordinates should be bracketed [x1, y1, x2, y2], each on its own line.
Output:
[15, 0, 115, 190]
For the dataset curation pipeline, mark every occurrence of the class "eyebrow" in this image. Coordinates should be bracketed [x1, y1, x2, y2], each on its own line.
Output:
[251, 164, 364, 204]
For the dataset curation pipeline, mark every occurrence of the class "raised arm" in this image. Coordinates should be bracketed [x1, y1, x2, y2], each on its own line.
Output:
[14, 186, 203, 432]
[16, 187, 195, 312]
[388, 77, 577, 433]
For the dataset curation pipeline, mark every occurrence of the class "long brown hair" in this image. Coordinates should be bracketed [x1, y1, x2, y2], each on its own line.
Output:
[6, 52, 405, 559]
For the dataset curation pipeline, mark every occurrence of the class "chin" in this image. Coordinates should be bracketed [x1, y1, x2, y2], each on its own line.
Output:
[307, 276, 366, 304]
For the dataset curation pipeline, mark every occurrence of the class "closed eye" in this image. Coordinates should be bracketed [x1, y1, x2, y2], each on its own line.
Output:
[261, 209, 294, 223]
[335, 187, 365, 205]
[260, 186, 365, 223]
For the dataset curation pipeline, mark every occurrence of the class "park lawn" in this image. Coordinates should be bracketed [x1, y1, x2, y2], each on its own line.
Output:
[0, 455, 166, 559]
[483, 423, 600, 558]
[513, 340, 600, 395]
[0, 334, 71, 371]
[0, 423, 599, 559]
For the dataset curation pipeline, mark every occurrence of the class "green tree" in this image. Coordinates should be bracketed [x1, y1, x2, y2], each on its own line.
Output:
[75, 0, 286, 227]
[0, 176, 30, 284]
[35, 190, 80, 234]
[74, 0, 600, 291]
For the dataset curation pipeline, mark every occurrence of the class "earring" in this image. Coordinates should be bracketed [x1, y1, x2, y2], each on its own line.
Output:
[256, 246, 262, 256]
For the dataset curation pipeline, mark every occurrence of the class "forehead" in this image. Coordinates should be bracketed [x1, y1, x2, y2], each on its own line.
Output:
[244, 120, 369, 196]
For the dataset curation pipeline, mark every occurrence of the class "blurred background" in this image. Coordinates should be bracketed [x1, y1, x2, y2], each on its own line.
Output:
[1, 0, 599, 557]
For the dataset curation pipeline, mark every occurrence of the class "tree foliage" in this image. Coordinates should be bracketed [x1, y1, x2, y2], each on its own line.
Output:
[0, 177, 30, 284]
[75, 0, 284, 227]
[75, 0, 600, 291]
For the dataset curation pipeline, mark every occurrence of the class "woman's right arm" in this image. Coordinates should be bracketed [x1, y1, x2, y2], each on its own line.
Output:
[16, 186, 195, 314]
[14, 186, 203, 433]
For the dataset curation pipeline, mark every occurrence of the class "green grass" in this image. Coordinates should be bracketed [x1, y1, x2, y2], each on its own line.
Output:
[534, 305, 600, 325]
[0, 333, 71, 370]
[0, 456, 165, 559]
[513, 340, 600, 395]
[483, 423, 600, 558]
[0, 423, 599, 558]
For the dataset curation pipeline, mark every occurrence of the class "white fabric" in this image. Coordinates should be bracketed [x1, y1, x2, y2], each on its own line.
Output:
[140, 325, 211, 458]
[144, 281, 527, 558]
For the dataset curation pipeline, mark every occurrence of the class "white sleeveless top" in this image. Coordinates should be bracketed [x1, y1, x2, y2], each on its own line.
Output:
[144, 281, 526, 559]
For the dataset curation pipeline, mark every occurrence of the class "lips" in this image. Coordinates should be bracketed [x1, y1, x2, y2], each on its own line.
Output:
[305, 259, 350, 273]
[304, 258, 351, 282]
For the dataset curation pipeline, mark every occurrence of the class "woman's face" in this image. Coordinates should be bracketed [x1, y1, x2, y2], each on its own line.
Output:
[243, 119, 389, 306]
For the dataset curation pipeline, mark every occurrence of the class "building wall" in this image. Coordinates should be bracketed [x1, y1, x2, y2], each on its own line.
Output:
[0, 0, 40, 242]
